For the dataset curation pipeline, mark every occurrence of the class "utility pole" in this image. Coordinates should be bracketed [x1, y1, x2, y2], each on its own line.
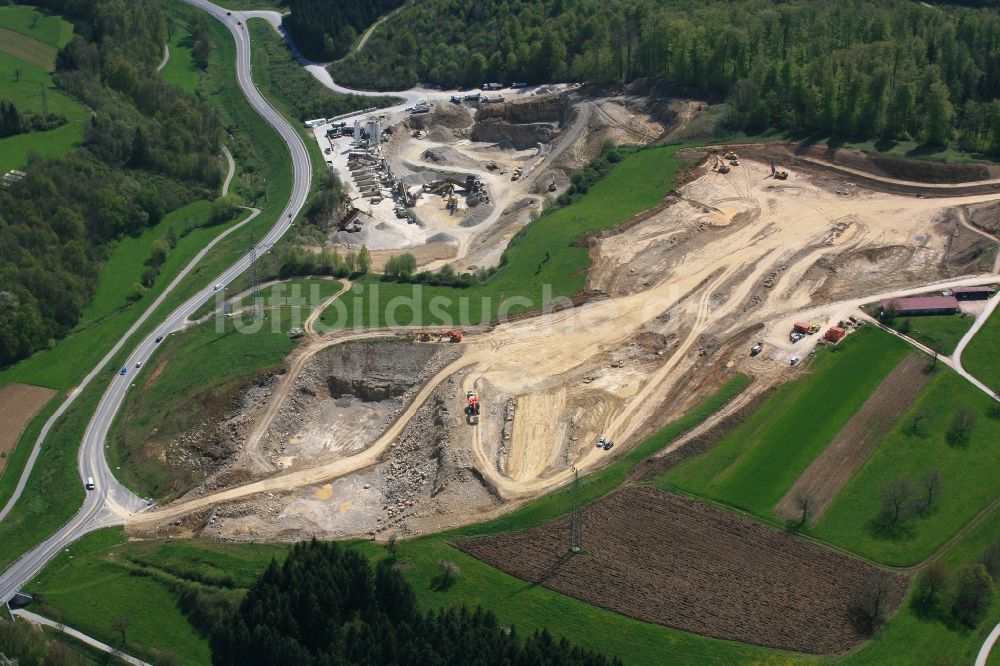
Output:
[570, 466, 582, 553]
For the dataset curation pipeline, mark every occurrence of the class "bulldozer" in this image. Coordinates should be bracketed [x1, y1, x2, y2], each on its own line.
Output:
[465, 390, 481, 424]
[724, 151, 738, 160]
[511, 167, 523, 181]
[770, 160, 789, 180]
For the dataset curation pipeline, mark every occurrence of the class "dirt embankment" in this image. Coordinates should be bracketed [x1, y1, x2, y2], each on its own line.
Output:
[472, 96, 570, 149]
[741, 143, 1000, 197]
[965, 200, 1000, 235]
[455, 486, 908, 654]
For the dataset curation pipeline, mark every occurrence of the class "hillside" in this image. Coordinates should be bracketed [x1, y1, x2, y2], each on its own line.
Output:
[324, 0, 1000, 154]
[0, 0, 223, 368]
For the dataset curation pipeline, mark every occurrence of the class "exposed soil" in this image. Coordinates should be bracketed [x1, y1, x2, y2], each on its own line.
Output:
[775, 353, 932, 523]
[0, 383, 55, 474]
[454, 486, 908, 654]
[965, 200, 1000, 235]
[260, 340, 459, 470]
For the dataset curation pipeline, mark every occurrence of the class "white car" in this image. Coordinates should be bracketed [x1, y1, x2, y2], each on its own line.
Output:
[213, 284, 221, 291]
[135, 361, 142, 368]
[596, 436, 606, 448]
[790, 357, 800, 366]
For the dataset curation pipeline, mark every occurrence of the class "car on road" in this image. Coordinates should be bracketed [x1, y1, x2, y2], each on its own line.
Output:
[226, 10, 231, 14]
[85, 477, 94, 490]
[155, 335, 163, 343]
[750, 341, 764, 355]
[135, 361, 142, 368]
[213, 283, 221, 291]
[119, 367, 127, 375]
[790, 357, 800, 366]
[596, 436, 606, 448]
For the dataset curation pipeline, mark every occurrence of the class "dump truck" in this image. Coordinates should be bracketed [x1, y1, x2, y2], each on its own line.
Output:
[465, 390, 481, 424]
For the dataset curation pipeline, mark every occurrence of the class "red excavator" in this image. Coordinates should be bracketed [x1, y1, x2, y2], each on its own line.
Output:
[465, 390, 481, 424]
[440, 329, 463, 343]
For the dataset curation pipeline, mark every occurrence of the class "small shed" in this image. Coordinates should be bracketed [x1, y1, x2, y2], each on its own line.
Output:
[793, 322, 811, 334]
[953, 286, 993, 301]
[824, 326, 846, 343]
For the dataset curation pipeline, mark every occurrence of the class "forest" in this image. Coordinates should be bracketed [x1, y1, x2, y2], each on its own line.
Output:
[0, 0, 222, 367]
[324, 0, 1000, 152]
[207, 540, 621, 666]
[284, 0, 404, 61]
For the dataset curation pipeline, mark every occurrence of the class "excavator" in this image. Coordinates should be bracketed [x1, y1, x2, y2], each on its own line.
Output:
[465, 390, 481, 424]
[770, 160, 789, 180]
[714, 155, 730, 174]
[439, 329, 463, 342]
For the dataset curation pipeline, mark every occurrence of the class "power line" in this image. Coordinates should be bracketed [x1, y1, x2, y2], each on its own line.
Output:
[232, 235, 263, 320]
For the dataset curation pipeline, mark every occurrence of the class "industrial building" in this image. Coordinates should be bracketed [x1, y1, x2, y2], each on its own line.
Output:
[879, 295, 959, 316]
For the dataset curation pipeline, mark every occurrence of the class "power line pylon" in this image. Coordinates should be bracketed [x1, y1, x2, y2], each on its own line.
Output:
[233, 236, 263, 320]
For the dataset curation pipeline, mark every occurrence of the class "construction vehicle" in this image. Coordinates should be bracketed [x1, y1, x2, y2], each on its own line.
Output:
[725, 151, 738, 160]
[770, 160, 789, 180]
[548, 176, 557, 192]
[714, 156, 730, 174]
[465, 390, 481, 424]
[511, 167, 523, 181]
[730, 158, 740, 166]
[808, 323, 820, 334]
[440, 329, 463, 343]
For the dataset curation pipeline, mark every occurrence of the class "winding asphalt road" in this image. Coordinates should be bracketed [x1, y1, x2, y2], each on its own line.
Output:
[0, 0, 312, 605]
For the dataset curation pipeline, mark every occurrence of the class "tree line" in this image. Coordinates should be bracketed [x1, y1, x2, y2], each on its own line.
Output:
[207, 539, 621, 666]
[320, 0, 1000, 152]
[0, 100, 67, 139]
[0, 0, 223, 368]
[284, 0, 404, 62]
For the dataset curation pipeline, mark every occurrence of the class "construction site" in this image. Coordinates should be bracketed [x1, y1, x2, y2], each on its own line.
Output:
[125, 85, 1000, 545]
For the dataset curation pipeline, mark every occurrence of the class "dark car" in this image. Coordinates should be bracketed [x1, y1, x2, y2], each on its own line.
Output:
[155, 335, 163, 343]
[119, 367, 127, 375]
[603, 440, 614, 451]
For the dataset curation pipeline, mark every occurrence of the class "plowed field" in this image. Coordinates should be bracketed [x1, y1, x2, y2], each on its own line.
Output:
[454, 486, 907, 654]
[0, 383, 55, 473]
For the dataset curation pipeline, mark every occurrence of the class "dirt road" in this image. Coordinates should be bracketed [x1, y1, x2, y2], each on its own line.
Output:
[129, 156, 1000, 531]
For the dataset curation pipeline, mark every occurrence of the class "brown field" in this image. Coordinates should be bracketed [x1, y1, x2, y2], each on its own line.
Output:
[454, 486, 907, 654]
[0, 383, 56, 473]
[776, 353, 932, 523]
